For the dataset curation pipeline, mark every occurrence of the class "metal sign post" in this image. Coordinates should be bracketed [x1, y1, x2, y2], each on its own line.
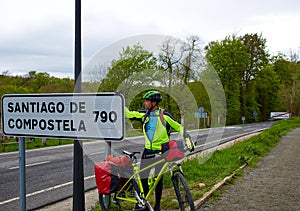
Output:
[253, 110, 257, 122]
[19, 137, 26, 211]
[199, 107, 204, 128]
[195, 107, 207, 129]
[74, 0, 84, 208]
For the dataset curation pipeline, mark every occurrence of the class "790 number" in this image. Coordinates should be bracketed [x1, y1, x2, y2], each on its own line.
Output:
[93, 111, 117, 123]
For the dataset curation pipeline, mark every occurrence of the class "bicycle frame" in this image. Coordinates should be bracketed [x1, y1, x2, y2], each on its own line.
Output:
[115, 156, 177, 204]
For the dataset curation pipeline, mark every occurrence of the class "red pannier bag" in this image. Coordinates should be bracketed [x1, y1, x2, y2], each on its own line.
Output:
[94, 155, 132, 194]
[94, 161, 119, 194]
[161, 140, 185, 162]
[106, 154, 131, 168]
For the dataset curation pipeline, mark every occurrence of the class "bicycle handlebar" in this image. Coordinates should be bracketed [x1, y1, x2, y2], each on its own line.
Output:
[122, 140, 197, 161]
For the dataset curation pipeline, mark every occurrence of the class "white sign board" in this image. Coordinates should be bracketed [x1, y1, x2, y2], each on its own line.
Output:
[195, 112, 207, 118]
[270, 112, 291, 120]
[1, 93, 124, 140]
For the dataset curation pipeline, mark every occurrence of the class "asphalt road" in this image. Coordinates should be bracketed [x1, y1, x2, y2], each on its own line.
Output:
[0, 122, 272, 210]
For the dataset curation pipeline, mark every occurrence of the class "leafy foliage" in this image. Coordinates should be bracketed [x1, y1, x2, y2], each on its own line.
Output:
[2, 33, 300, 125]
[0, 71, 74, 99]
[255, 65, 281, 120]
[205, 35, 249, 124]
[98, 44, 158, 94]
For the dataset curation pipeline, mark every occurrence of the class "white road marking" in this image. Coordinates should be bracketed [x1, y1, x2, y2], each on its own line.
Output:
[90, 152, 101, 156]
[0, 175, 95, 205]
[9, 161, 50, 170]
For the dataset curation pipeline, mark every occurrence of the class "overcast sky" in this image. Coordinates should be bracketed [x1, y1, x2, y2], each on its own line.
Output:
[1, 0, 299, 78]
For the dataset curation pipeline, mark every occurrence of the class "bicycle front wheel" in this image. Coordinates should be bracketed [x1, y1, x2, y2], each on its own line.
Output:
[99, 194, 111, 211]
[172, 171, 195, 211]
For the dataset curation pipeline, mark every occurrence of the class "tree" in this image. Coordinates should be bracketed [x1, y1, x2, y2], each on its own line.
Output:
[255, 65, 281, 120]
[39, 77, 74, 93]
[274, 51, 300, 115]
[205, 35, 249, 125]
[158, 37, 202, 125]
[240, 33, 269, 83]
[158, 38, 183, 110]
[23, 71, 52, 93]
[83, 64, 109, 92]
[239, 33, 270, 121]
[99, 44, 158, 95]
[0, 84, 31, 99]
[179, 35, 203, 84]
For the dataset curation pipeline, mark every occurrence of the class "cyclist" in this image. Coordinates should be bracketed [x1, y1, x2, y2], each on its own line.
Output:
[125, 90, 195, 211]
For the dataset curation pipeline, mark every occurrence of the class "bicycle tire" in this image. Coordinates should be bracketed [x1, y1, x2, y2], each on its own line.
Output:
[99, 194, 111, 211]
[172, 171, 195, 211]
[99, 193, 124, 211]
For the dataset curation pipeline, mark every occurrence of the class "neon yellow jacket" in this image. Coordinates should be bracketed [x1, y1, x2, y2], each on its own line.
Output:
[125, 107, 189, 150]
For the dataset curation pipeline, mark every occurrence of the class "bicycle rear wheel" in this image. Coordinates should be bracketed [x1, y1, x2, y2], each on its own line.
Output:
[171, 171, 195, 211]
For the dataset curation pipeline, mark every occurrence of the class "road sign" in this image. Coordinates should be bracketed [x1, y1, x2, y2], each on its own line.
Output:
[195, 112, 207, 118]
[270, 112, 290, 120]
[241, 116, 246, 124]
[199, 106, 204, 114]
[1, 92, 124, 140]
[253, 110, 257, 117]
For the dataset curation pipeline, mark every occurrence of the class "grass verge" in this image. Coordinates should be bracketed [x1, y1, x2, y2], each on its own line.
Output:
[91, 117, 300, 210]
[0, 137, 74, 153]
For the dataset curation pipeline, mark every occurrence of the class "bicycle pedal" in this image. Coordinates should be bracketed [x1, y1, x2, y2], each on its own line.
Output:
[133, 203, 148, 211]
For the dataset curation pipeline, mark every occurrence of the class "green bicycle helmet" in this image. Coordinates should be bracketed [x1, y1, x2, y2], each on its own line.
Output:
[143, 90, 162, 102]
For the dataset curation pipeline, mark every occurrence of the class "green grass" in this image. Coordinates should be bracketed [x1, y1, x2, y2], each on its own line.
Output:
[0, 137, 74, 153]
[91, 117, 300, 210]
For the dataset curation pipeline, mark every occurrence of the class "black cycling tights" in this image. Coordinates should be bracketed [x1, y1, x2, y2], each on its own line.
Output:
[140, 149, 164, 207]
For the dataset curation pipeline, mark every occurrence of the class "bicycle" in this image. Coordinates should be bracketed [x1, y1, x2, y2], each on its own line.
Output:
[97, 141, 196, 211]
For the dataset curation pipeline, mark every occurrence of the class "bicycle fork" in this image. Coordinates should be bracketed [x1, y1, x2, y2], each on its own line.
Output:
[132, 165, 147, 206]
[170, 163, 184, 175]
